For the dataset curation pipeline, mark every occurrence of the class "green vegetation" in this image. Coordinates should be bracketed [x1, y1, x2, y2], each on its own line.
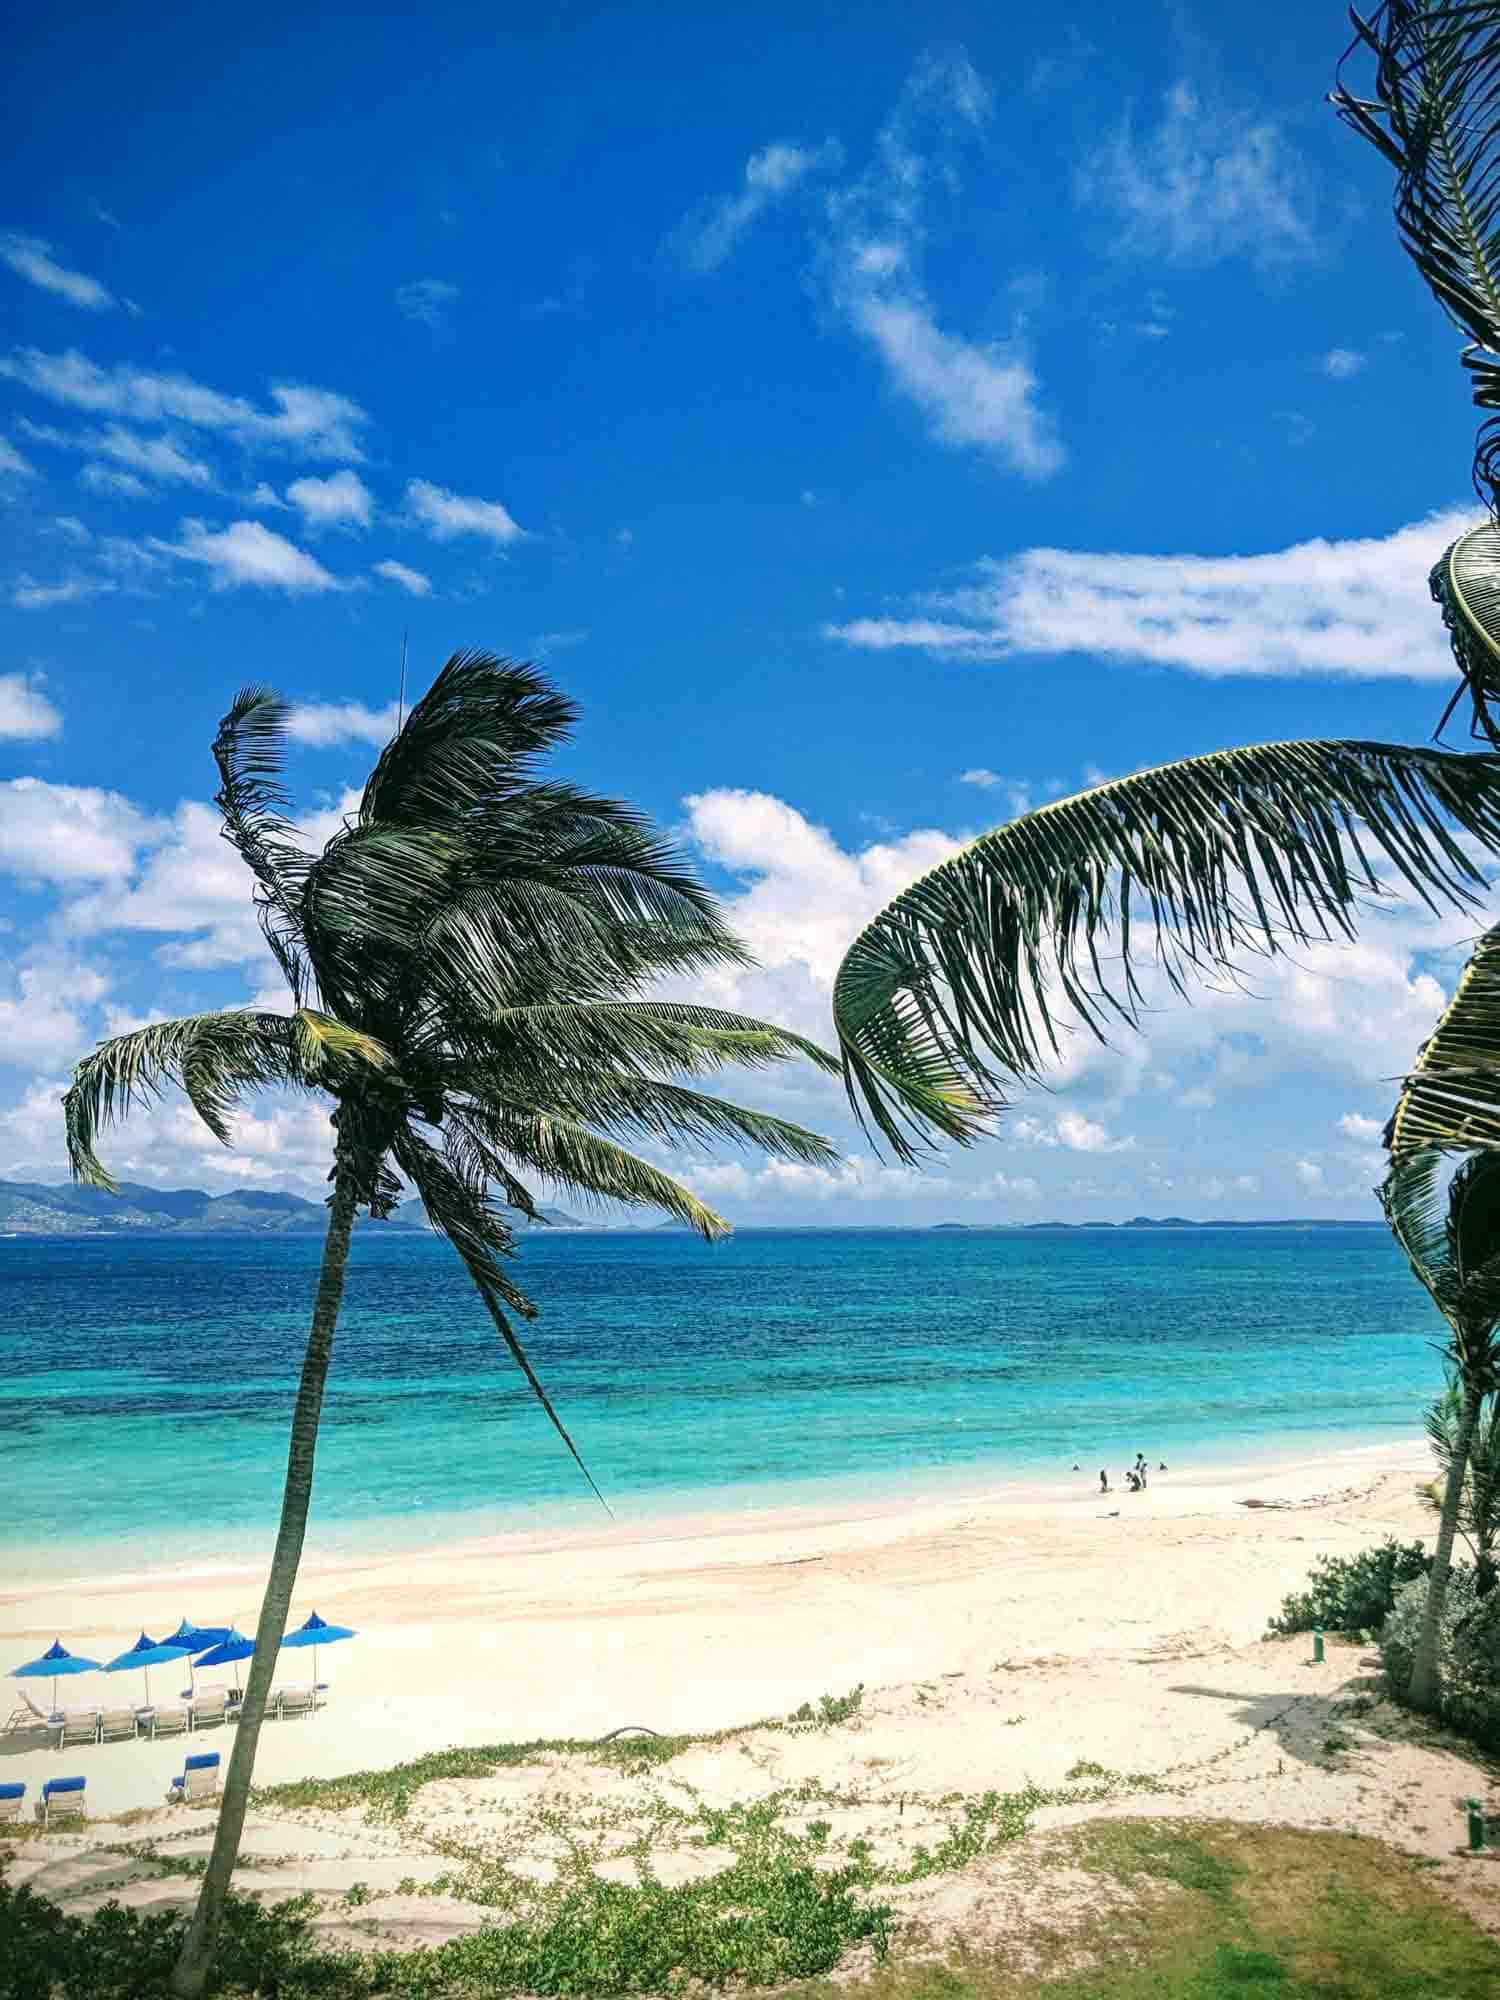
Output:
[1264, 1539, 1430, 1637]
[1381, 1563, 1500, 1753]
[8, 1822, 1497, 1999]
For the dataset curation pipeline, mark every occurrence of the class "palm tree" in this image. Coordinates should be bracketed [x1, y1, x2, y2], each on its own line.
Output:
[1423, 1373, 1499, 1595]
[64, 654, 839, 2000]
[1380, 1148, 1500, 1707]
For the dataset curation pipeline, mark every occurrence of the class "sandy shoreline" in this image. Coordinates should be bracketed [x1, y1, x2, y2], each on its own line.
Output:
[1, 1437, 1437, 1818]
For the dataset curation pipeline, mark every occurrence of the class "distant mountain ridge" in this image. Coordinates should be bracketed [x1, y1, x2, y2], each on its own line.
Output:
[0, 1179, 587, 1236]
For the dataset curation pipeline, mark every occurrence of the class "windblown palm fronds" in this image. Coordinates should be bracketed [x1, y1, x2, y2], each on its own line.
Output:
[1386, 921, 1500, 1151]
[1333, 2, 1500, 739]
[831, 740, 1500, 1158]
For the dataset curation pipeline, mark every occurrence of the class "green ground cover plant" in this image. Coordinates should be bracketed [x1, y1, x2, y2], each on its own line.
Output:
[1264, 1539, 1430, 1637]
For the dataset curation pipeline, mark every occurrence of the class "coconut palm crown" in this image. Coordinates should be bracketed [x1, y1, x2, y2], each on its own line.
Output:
[66, 652, 839, 1997]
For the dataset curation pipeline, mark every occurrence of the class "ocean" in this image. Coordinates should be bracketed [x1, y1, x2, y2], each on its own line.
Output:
[1, 1225, 1445, 1578]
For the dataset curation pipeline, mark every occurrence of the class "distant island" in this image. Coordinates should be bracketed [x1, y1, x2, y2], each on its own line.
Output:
[932, 1215, 1383, 1232]
[0, 1178, 588, 1237]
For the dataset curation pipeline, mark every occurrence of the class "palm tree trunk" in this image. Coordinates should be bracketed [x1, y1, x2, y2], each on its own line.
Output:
[1409, 1376, 1483, 1713]
[169, 1163, 359, 1999]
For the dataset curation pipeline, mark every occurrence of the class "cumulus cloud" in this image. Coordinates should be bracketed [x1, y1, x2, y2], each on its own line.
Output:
[373, 558, 432, 596]
[1011, 1111, 1136, 1153]
[0, 347, 368, 459]
[1322, 347, 1367, 380]
[153, 518, 340, 593]
[677, 140, 841, 272]
[1338, 1111, 1384, 1141]
[0, 961, 110, 1066]
[0, 674, 62, 739]
[405, 477, 525, 546]
[0, 235, 114, 310]
[285, 699, 400, 747]
[19, 415, 214, 487]
[285, 468, 373, 532]
[1076, 82, 1315, 268]
[826, 507, 1478, 680]
[0, 777, 161, 883]
[395, 278, 460, 329]
[821, 52, 1062, 478]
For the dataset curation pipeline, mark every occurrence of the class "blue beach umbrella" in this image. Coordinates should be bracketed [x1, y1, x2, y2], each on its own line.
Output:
[193, 1627, 255, 1692]
[104, 1632, 193, 1707]
[164, 1620, 232, 1696]
[280, 1611, 355, 1687]
[10, 1639, 101, 1713]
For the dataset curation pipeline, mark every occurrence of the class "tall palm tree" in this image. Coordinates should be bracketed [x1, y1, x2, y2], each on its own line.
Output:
[1380, 1147, 1500, 1707]
[64, 654, 839, 2000]
[1423, 1374, 1499, 1594]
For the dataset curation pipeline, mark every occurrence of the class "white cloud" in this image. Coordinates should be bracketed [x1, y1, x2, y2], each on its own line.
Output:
[10, 573, 114, 611]
[285, 468, 373, 532]
[0, 235, 114, 311]
[1338, 1111, 1384, 1141]
[373, 558, 432, 596]
[0, 961, 110, 1066]
[0, 674, 62, 740]
[1295, 1159, 1324, 1188]
[405, 477, 525, 546]
[1076, 81, 1315, 268]
[826, 506, 1479, 680]
[678, 140, 841, 272]
[153, 518, 340, 593]
[0, 437, 36, 482]
[285, 699, 400, 747]
[1322, 347, 1367, 380]
[395, 278, 460, 329]
[0, 348, 368, 458]
[957, 768, 1033, 816]
[821, 52, 1062, 478]
[1011, 1111, 1136, 1153]
[0, 777, 160, 883]
[19, 415, 214, 487]
[80, 463, 149, 499]
[50, 515, 90, 545]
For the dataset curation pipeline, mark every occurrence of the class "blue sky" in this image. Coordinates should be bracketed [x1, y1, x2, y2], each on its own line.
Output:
[0, 1, 1488, 1221]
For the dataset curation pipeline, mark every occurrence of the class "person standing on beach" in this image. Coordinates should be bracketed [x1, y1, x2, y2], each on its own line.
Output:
[1135, 1454, 1148, 1489]
[1099, 1469, 1109, 1493]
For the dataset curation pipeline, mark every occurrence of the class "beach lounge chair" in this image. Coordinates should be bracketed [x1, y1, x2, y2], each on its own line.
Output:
[59, 1709, 98, 1750]
[98, 1707, 138, 1743]
[40, 1777, 86, 1827]
[277, 1684, 316, 1720]
[169, 1752, 220, 1805]
[146, 1701, 189, 1739]
[4, 1690, 52, 1734]
[189, 1689, 227, 1730]
[0, 1782, 24, 1825]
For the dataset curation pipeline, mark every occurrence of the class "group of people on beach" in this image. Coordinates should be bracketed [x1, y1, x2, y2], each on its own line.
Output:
[1078, 1454, 1165, 1494]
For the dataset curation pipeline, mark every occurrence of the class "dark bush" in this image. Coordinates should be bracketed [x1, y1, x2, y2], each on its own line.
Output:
[1265, 1538, 1430, 1636]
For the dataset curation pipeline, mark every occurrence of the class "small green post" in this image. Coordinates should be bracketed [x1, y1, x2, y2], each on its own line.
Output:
[1312, 1629, 1324, 1664]
[1467, 1798, 1486, 1852]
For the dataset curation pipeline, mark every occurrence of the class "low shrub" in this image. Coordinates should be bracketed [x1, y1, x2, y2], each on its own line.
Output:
[1380, 1564, 1500, 1752]
[1265, 1537, 1430, 1636]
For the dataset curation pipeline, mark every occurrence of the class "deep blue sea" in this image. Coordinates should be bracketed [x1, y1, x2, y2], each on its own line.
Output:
[0, 1226, 1446, 1577]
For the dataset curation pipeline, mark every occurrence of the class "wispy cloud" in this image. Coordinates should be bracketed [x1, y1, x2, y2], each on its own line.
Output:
[395, 278, 460, 329]
[152, 518, 340, 593]
[285, 468, 373, 532]
[11, 573, 115, 611]
[676, 140, 840, 272]
[0, 235, 115, 310]
[0, 437, 36, 482]
[826, 507, 1478, 680]
[373, 558, 432, 597]
[285, 699, 400, 747]
[405, 477, 525, 546]
[80, 463, 148, 499]
[0, 674, 62, 739]
[0, 348, 369, 458]
[821, 52, 1063, 478]
[19, 415, 213, 487]
[1322, 347, 1367, 380]
[1076, 82, 1315, 269]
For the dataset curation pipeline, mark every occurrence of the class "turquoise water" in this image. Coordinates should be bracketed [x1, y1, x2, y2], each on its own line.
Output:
[1, 1226, 1445, 1576]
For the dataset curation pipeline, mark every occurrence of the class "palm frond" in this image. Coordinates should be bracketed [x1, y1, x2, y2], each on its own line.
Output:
[1387, 922, 1500, 1151]
[212, 687, 314, 1000]
[832, 739, 1500, 1158]
[466, 1104, 731, 1238]
[1380, 1146, 1500, 1379]
[64, 1012, 328, 1189]
[521, 1075, 837, 1163]
[391, 1125, 611, 1512]
[456, 1001, 840, 1082]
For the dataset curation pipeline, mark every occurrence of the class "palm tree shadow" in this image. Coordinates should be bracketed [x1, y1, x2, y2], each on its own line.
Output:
[1167, 1673, 1390, 1770]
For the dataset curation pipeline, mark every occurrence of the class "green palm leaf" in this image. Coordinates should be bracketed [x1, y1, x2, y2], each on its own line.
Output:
[212, 687, 315, 1000]
[464, 1103, 731, 1238]
[831, 740, 1500, 1158]
[1387, 922, 1500, 1153]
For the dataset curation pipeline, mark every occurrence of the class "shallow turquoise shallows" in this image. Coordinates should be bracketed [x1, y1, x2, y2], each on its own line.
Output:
[1, 1225, 1445, 1575]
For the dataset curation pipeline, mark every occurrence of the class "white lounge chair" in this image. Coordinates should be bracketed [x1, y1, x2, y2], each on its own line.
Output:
[4, 1690, 52, 1734]
[58, 1709, 98, 1750]
[0, 1782, 24, 1824]
[169, 1752, 220, 1804]
[277, 1685, 316, 1720]
[146, 1701, 189, 1739]
[189, 1689, 228, 1730]
[41, 1776, 86, 1826]
[98, 1707, 138, 1743]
